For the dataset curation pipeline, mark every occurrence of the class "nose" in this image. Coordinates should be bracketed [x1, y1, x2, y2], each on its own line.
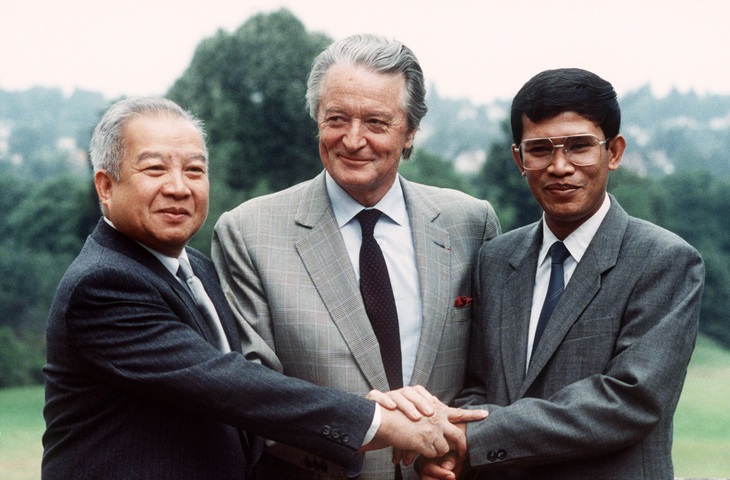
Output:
[547, 146, 575, 174]
[163, 169, 192, 197]
[342, 120, 367, 150]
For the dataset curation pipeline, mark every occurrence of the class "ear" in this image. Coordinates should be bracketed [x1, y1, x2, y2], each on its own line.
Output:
[512, 145, 527, 176]
[607, 134, 626, 171]
[405, 129, 416, 150]
[94, 170, 114, 208]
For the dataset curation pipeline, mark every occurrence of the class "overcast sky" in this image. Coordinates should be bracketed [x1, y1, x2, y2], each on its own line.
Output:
[2, 0, 729, 104]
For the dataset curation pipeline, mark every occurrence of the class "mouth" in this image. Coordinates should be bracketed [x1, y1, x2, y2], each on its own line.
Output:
[158, 207, 191, 221]
[337, 153, 372, 164]
[545, 183, 580, 195]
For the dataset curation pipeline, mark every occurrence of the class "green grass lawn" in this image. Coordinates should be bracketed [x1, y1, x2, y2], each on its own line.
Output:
[673, 334, 730, 478]
[1, 335, 729, 480]
[0, 385, 45, 480]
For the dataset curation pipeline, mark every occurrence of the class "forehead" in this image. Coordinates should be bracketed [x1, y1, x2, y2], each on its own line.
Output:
[522, 111, 603, 139]
[320, 64, 407, 112]
[122, 113, 204, 150]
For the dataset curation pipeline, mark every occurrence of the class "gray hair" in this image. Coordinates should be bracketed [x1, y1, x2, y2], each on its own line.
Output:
[306, 34, 427, 159]
[89, 97, 207, 181]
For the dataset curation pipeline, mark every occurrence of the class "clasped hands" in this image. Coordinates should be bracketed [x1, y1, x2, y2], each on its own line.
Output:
[361, 385, 486, 479]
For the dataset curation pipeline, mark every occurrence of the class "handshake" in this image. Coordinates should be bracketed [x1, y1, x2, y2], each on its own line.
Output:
[362, 386, 486, 479]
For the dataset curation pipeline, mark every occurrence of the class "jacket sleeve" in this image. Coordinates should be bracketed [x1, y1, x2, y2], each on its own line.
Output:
[64, 262, 374, 468]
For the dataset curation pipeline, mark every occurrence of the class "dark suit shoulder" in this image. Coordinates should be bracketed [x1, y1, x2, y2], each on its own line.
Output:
[480, 223, 537, 254]
[624, 215, 699, 253]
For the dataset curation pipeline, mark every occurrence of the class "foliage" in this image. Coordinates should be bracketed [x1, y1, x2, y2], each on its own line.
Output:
[399, 149, 475, 195]
[167, 9, 330, 195]
[0, 328, 44, 387]
[1, 9, 730, 389]
[0, 86, 107, 182]
[471, 120, 541, 231]
[0, 173, 95, 386]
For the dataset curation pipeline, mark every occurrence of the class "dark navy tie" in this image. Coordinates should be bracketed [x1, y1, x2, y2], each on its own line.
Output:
[357, 209, 403, 389]
[532, 241, 571, 355]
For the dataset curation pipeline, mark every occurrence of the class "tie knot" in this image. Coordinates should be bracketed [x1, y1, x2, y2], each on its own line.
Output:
[177, 256, 194, 281]
[549, 241, 571, 265]
[356, 209, 382, 237]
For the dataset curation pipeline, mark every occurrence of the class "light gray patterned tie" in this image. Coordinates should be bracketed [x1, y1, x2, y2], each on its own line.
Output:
[177, 257, 231, 353]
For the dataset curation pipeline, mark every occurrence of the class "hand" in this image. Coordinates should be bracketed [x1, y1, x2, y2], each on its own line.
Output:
[363, 398, 486, 464]
[366, 386, 438, 421]
[416, 451, 464, 480]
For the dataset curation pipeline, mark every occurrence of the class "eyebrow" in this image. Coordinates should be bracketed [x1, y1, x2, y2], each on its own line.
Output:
[137, 152, 208, 162]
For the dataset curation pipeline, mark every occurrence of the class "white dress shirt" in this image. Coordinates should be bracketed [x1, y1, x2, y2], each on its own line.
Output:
[526, 194, 612, 367]
[325, 172, 423, 388]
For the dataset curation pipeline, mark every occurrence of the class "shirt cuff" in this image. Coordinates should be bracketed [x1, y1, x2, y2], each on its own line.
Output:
[361, 403, 381, 446]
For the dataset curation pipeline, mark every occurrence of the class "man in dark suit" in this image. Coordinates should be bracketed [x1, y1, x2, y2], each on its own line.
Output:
[41, 97, 484, 480]
[420, 69, 705, 480]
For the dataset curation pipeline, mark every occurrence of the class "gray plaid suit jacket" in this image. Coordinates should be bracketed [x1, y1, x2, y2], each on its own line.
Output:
[213, 171, 500, 479]
[458, 196, 705, 480]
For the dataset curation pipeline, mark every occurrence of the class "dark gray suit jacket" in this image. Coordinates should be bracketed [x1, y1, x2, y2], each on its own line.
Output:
[459, 197, 704, 480]
[42, 219, 374, 479]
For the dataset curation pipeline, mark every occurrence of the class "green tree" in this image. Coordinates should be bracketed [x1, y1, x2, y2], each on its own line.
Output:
[0, 326, 44, 387]
[607, 167, 668, 224]
[399, 149, 475, 195]
[473, 120, 540, 231]
[167, 9, 331, 196]
[7, 175, 92, 255]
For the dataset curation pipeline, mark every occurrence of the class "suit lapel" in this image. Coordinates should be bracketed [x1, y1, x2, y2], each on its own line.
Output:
[294, 174, 391, 391]
[92, 220, 228, 350]
[502, 226, 542, 401]
[520, 199, 629, 396]
[401, 180, 452, 387]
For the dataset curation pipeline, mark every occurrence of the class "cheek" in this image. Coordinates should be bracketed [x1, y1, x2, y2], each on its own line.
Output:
[318, 127, 340, 147]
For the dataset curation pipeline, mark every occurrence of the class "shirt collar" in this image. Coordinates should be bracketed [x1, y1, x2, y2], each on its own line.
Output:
[325, 171, 407, 227]
[539, 193, 611, 265]
[103, 216, 186, 276]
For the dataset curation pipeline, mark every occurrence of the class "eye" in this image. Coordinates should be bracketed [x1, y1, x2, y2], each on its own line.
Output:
[144, 163, 166, 175]
[186, 161, 207, 176]
[324, 115, 347, 127]
[366, 118, 389, 132]
[565, 136, 598, 153]
[523, 142, 553, 157]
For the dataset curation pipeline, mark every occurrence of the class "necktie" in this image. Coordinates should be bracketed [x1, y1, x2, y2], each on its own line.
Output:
[177, 257, 231, 353]
[532, 241, 571, 355]
[357, 209, 403, 390]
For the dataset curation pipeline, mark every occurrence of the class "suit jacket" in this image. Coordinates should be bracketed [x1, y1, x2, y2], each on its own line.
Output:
[458, 196, 705, 480]
[42, 219, 375, 480]
[212, 172, 501, 479]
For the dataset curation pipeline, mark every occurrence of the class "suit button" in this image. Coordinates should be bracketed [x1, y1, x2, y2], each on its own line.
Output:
[341, 433, 350, 443]
[487, 451, 498, 462]
[497, 449, 507, 460]
[321, 425, 331, 436]
[331, 429, 340, 439]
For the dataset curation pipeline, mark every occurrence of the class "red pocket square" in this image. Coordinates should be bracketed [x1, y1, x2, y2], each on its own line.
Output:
[454, 296, 472, 308]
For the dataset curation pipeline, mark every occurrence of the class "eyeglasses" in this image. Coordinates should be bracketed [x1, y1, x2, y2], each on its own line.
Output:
[513, 134, 610, 170]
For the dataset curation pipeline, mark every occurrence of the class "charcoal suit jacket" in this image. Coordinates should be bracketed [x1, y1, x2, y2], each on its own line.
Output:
[42, 219, 375, 480]
[459, 196, 705, 480]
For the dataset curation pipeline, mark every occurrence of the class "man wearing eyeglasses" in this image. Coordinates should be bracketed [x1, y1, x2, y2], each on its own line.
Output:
[419, 68, 705, 480]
